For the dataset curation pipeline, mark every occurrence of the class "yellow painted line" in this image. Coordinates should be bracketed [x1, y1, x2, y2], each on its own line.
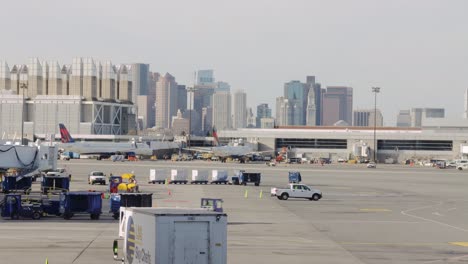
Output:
[360, 208, 392, 212]
[450, 242, 468, 247]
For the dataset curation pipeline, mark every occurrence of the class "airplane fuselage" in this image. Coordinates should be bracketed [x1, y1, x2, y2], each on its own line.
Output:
[59, 141, 153, 156]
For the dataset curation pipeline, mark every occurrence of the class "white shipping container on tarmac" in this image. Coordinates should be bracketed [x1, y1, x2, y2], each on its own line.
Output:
[190, 170, 209, 183]
[170, 169, 187, 182]
[149, 169, 167, 183]
[117, 207, 227, 264]
[211, 170, 228, 182]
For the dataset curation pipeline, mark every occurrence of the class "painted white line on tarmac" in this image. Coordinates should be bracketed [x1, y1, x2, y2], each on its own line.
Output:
[401, 202, 468, 232]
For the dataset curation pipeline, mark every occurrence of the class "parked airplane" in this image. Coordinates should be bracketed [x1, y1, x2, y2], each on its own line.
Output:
[189, 128, 270, 162]
[58, 124, 153, 159]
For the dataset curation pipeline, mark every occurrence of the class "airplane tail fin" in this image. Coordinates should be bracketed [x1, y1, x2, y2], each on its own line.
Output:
[212, 126, 219, 146]
[59, 123, 75, 143]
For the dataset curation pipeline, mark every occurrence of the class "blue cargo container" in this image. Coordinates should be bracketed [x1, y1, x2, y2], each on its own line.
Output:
[60, 192, 102, 220]
[1, 176, 32, 194]
[109, 193, 153, 219]
[41, 176, 70, 194]
[288, 171, 302, 183]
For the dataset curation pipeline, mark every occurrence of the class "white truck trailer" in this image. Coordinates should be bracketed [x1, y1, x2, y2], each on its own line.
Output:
[114, 207, 227, 264]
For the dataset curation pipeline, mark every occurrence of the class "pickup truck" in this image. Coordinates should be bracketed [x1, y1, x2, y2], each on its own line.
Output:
[88, 171, 106, 185]
[271, 184, 322, 201]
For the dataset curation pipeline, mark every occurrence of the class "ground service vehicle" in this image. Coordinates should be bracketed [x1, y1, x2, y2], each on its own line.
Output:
[88, 171, 107, 185]
[271, 184, 322, 201]
[170, 169, 188, 184]
[60, 192, 102, 220]
[114, 207, 227, 264]
[191, 169, 209, 184]
[109, 193, 152, 220]
[1, 194, 43, 220]
[232, 171, 261, 186]
[367, 162, 376, 168]
[210, 170, 228, 184]
[41, 175, 70, 194]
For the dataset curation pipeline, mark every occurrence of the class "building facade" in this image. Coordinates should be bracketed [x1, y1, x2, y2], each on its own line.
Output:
[321, 86, 353, 126]
[212, 92, 231, 130]
[155, 73, 178, 129]
[233, 90, 247, 129]
[353, 109, 383, 127]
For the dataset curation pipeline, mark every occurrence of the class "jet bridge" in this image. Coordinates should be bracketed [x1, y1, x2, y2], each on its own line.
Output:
[0, 144, 57, 171]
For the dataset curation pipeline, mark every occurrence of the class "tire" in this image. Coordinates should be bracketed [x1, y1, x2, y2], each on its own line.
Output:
[281, 193, 289, 200]
[458, 167, 463, 170]
[64, 213, 72, 220]
[32, 211, 41, 220]
[254, 183, 259, 186]
[11, 212, 19, 220]
[90, 214, 100, 220]
[312, 194, 320, 201]
[276, 196, 283, 200]
[113, 213, 119, 220]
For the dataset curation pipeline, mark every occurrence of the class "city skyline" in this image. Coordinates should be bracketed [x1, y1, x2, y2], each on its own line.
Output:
[1, 0, 467, 126]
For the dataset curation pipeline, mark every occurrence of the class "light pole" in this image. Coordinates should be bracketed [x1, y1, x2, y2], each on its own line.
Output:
[372, 87, 380, 163]
[20, 83, 28, 145]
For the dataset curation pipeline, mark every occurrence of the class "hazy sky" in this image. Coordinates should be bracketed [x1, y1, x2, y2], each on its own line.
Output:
[3, 0, 468, 125]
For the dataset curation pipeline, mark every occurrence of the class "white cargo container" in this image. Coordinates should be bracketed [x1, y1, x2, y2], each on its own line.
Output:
[148, 169, 167, 184]
[190, 169, 209, 184]
[210, 170, 228, 184]
[170, 169, 187, 184]
[115, 207, 227, 264]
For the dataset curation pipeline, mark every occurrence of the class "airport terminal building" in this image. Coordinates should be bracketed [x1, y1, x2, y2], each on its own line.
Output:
[219, 126, 468, 163]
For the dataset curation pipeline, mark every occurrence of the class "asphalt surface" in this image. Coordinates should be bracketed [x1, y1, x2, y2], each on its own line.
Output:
[1, 160, 468, 263]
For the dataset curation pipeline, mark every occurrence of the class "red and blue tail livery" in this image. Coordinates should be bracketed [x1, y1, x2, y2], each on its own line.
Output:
[59, 123, 75, 143]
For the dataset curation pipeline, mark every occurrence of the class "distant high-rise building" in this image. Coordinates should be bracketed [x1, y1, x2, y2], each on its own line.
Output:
[155, 73, 178, 129]
[212, 91, 231, 130]
[196, 70, 214, 85]
[116, 65, 132, 101]
[147, 72, 159, 128]
[410, 108, 444, 127]
[305, 76, 321, 126]
[353, 109, 383, 127]
[61, 65, 71, 95]
[0, 61, 11, 91]
[216, 81, 230, 92]
[321, 86, 353, 126]
[177, 85, 187, 113]
[284, 80, 308, 125]
[276, 97, 294, 126]
[256, 103, 272, 128]
[233, 90, 247, 129]
[396, 110, 411, 127]
[201, 107, 213, 135]
[246, 108, 255, 128]
[130, 63, 149, 103]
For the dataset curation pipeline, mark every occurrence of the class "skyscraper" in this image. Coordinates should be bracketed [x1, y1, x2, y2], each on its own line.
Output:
[212, 91, 231, 130]
[82, 58, 97, 100]
[396, 110, 411, 127]
[233, 90, 247, 129]
[305, 76, 321, 126]
[0, 61, 11, 91]
[155, 73, 178, 129]
[196, 70, 214, 85]
[101, 61, 116, 100]
[47, 61, 62, 95]
[284, 80, 308, 125]
[256, 103, 272, 128]
[353, 109, 383, 127]
[130, 63, 149, 103]
[321, 86, 353, 126]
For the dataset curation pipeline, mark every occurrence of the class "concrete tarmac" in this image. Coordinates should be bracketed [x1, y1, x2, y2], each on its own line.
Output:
[1, 160, 468, 263]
